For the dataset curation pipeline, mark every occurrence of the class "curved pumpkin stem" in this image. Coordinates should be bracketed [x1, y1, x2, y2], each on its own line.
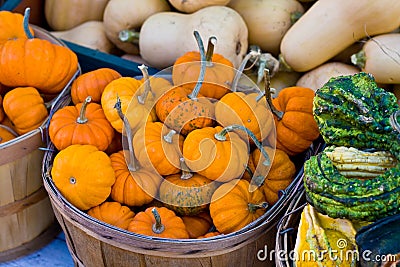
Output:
[163, 129, 177, 144]
[230, 49, 261, 92]
[187, 31, 208, 101]
[114, 96, 137, 172]
[23, 8, 34, 39]
[264, 69, 284, 120]
[137, 64, 152, 105]
[151, 207, 165, 234]
[248, 202, 269, 213]
[244, 166, 265, 187]
[179, 157, 193, 180]
[118, 29, 140, 45]
[205, 36, 217, 67]
[214, 124, 271, 167]
[76, 96, 91, 124]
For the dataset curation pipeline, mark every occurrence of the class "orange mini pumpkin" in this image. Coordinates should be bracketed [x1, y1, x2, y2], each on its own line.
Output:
[128, 207, 189, 239]
[0, 9, 34, 45]
[197, 231, 221, 239]
[155, 31, 215, 136]
[3, 87, 48, 135]
[183, 125, 271, 182]
[49, 96, 114, 151]
[51, 144, 116, 211]
[209, 179, 267, 234]
[245, 147, 296, 205]
[0, 9, 78, 94]
[159, 170, 219, 216]
[215, 91, 275, 143]
[101, 77, 156, 134]
[87, 201, 135, 230]
[0, 124, 18, 144]
[71, 68, 122, 105]
[172, 35, 234, 100]
[267, 86, 320, 156]
[182, 212, 213, 238]
[110, 150, 162, 207]
[132, 121, 183, 176]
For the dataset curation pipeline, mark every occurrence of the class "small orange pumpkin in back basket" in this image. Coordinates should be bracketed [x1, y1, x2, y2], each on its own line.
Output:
[3, 87, 48, 135]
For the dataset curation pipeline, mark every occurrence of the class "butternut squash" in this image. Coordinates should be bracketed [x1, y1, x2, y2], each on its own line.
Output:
[351, 33, 400, 84]
[137, 6, 248, 69]
[103, 0, 171, 55]
[228, 0, 304, 55]
[168, 0, 231, 13]
[296, 62, 360, 91]
[45, 0, 109, 31]
[280, 0, 400, 72]
[50, 21, 116, 54]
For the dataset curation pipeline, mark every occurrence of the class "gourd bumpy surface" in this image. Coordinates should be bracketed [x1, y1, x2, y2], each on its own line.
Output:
[304, 148, 400, 221]
[305, 72, 400, 222]
[313, 72, 400, 160]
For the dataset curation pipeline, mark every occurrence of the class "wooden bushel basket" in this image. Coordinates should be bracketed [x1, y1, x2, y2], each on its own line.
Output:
[42, 133, 324, 267]
[0, 25, 80, 262]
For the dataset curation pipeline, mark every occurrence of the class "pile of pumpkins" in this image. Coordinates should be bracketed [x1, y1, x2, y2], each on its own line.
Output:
[0, 8, 78, 145]
[48, 28, 321, 239]
[43, 0, 400, 101]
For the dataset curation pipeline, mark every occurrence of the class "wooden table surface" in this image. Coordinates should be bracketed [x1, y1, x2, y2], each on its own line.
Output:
[0, 232, 74, 267]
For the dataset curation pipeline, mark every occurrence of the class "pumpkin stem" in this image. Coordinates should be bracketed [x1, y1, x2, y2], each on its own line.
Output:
[277, 54, 293, 72]
[390, 110, 400, 133]
[350, 50, 366, 69]
[214, 124, 270, 167]
[137, 64, 152, 105]
[187, 31, 207, 101]
[23, 7, 34, 39]
[151, 207, 165, 234]
[114, 96, 137, 172]
[179, 157, 193, 180]
[205, 36, 217, 66]
[230, 49, 261, 92]
[244, 159, 268, 187]
[76, 96, 91, 124]
[163, 129, 177, 144]
[248, 202, 269, 213]
[256, 53, 280, 85]
[118, 29, 140, 45]
[290, 11, 303, 24]
[264, 69, 284, 120]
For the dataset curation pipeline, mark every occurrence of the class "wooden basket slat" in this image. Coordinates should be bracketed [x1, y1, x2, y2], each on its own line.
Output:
[0, 24, 80, 262]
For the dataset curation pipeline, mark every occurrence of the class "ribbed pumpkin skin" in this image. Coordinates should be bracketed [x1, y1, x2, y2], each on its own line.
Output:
[0, 125, 17, 144]
[210, 179, 267, 234]
[155, 86, 215, 136]
[71, 68, 122, 104]
[51, 144, 116, 211]
[3, 87, 48, 134]
[49, 102, 115, 151]
[182, 212, 213, 238]
[172, 54, 235, 100]
[251, 148, 296, 205]
[183, 126, 249, 182]
[87, 201, 135, 230]
[0, 10, 34, 45]
[272, 87, 320, 156]
[215, 92, 275, 143]
[110, 151, 162, 207]
[128, 207, 189, 239]
[159, 173, 219, 216]
[0, 38, 78, 94]
[133, 122, 183, 176]
[101, 77, 156, 133]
